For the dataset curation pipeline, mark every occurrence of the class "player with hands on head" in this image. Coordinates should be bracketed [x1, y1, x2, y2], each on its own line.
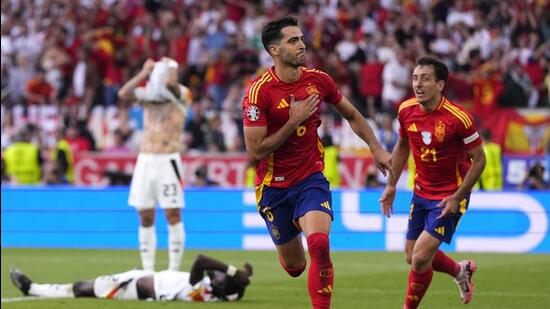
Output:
[118, 57, 192, 272]
[242, 16, 392, 309]
[379, 55, 486, 308]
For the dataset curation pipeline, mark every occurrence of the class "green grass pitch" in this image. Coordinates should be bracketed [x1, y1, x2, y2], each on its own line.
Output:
[1, 248, 549, 308]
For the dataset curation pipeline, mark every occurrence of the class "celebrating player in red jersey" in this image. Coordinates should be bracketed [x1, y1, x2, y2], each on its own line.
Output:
[380, 56, 486, 309]
[242, 16, 392, 309]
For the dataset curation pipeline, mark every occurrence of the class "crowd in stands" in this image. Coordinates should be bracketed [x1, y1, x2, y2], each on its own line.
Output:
[1, 0, 549, 187]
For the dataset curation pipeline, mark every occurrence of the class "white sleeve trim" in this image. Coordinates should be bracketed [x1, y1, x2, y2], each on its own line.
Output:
[463, 131, 480, 144]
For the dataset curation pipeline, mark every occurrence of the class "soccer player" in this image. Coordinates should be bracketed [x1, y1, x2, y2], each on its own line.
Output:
[118, 57, 192, 272]
[242, 16, 392, 309]
[379, 56, 486, 309]
[10, 254, 252, 302]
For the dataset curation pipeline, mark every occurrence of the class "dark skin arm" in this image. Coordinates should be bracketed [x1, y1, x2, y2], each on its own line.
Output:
[190, 254, 250, 287]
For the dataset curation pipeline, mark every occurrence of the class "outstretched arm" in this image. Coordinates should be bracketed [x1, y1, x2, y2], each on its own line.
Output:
[333, 97, 392, 176]
[189, 254, 251, 287]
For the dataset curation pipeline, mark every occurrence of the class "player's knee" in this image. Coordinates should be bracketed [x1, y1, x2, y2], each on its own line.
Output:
[140, 216, 155, 227]
[139, 210, 155, 227]
[280, 259, 306, 278]
[166, 215, 181, 225]
[165, 209, 181, 225]
[411, 252, 431, 270]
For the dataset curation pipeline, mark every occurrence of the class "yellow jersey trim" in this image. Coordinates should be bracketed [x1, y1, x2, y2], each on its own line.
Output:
[248, 72, 272, 104]
[443, 102, 472, 128]
[398, 99, 420, 114]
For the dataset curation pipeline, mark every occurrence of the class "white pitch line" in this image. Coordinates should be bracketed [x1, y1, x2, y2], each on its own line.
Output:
[1, 296, 54, 303]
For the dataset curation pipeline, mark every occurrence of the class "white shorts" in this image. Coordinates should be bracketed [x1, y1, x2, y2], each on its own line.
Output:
[93, 269, 153, 300]
[128, 153, 185, 209]
[153, 270, 192, 301]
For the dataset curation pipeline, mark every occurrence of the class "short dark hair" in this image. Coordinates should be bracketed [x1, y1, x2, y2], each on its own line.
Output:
[261, 16, 299, 54]
[208, 270, 247, 301]
[415, 55, 449, 85]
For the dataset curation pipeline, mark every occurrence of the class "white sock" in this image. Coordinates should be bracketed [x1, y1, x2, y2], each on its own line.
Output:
[29, 283, 74, 298]
[139, 225, 156, 271]
[168, 221, 185, 271]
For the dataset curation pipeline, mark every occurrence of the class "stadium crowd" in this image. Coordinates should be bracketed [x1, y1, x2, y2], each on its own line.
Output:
[1, 0, 549, 186]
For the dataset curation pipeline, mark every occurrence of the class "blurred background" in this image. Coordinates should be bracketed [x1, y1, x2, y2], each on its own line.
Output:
[0, 0, 548, 189]
[1, 1, 549, 307]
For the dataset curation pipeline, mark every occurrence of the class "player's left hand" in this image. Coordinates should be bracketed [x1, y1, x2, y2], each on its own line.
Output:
[379, 186, 396, 218]
[371, 147, 392, 177]
[436, 195, 460, 219]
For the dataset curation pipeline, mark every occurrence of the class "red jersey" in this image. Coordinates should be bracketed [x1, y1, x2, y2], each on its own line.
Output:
[398, 97, 482, 199]
[242, 67, 343, 188]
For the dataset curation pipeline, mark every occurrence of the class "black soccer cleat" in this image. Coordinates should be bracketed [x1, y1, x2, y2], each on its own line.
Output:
[10, 267, 32, 296]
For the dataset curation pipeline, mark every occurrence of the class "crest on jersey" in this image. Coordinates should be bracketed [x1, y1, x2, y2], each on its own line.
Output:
[421, 131, 432, 145]
[270, 225, 281, 240]
[435, 121, 445, 142]
[306, 85, 319, 95]
[246, 105, 260, 121]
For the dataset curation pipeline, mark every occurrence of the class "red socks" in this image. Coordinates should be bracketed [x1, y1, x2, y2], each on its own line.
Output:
[279, 255, 306, 278]
[307, 233, 333, 309]
[404, 267, 433, 309]
[432, 250, 460, 277]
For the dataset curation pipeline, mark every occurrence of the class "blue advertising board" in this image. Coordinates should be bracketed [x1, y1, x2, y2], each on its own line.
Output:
[1, 187, 549, 253]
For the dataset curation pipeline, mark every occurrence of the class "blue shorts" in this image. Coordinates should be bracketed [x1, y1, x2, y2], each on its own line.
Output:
[406, 193, 469, 244]
[256, 172, 333, 245]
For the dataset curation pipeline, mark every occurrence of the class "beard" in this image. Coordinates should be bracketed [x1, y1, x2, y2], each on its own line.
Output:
[280, 50, 305, 68]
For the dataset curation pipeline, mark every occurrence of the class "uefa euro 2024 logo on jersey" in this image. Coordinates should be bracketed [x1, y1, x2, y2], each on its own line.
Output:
[246, 105, 260, 121]
[421, 131, 432, 145]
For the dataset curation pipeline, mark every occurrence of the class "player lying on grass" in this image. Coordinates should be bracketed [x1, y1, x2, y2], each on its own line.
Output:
[10, 254, 252, 302]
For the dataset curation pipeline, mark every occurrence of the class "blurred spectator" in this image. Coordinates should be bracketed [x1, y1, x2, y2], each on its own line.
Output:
[102, 49, 128, 107]
[360, 53, 384, 120]
[0, 0, 548, 188]
[103, 168, 132, 186]
[24, 68, 57, 105]
[73, 47, 99, 114]
[204, 112, 226, 153]
[192, 164, 218, 187]
[2, 127, 43, 185]
[499, 57, 538, 108]
[479, 129, 503, 191]
[104, 128, 131, 154]
[378, 113, 398, 152]
[322, 135, 340, 189]
[381, 49, 410, 113]
[65, 121, 95, 154]
[518, 162, 548, 190]
[50, 129, 75, 184]
[184, 103, 207, 151]
[364, 164, 381, 188]
[5, 55, 34, 107]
